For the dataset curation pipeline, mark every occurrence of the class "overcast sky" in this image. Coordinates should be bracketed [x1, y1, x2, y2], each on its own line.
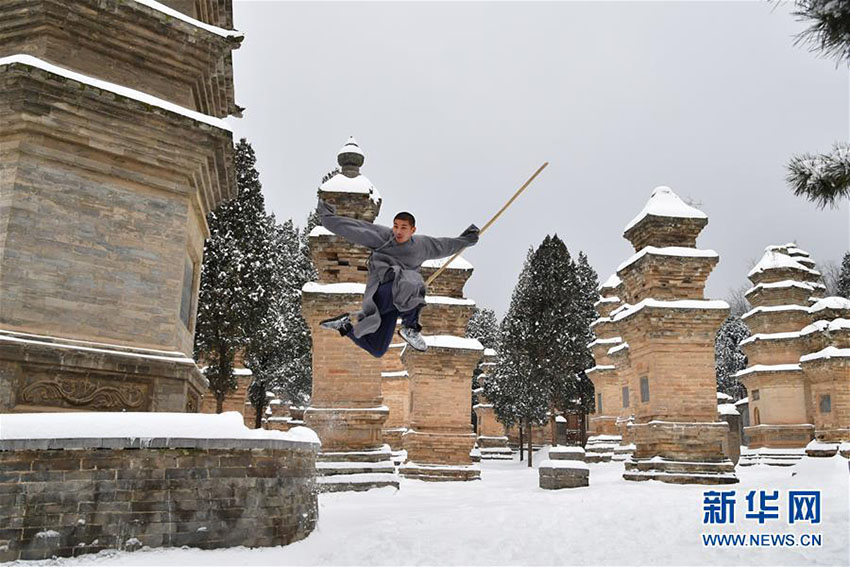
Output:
[227, 1, 848, 317]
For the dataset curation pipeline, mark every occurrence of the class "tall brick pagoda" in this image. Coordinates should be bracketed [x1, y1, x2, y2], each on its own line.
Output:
[0, 0, 241, 413]
[586, 273, 628, 462]
[609, 186, 736, 484]
[473, 348, 513, 460]
[399, 258, 484, 481]
[736, 244, 824, 463]
[302, 138, 399, 492]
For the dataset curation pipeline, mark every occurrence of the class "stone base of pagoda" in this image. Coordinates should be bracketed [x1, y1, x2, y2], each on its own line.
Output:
[744, 423, 814, 451]
[584, 434, 620, 463]
[303, 406, 388, 452]
[382, 427, 407, 451]
[477, 435, 513, 460]
[622, 421, 738, 484]
[612, 443, 636, 462]
[401, 430, 479, 481]
[315, 444, 400, 492]
[588, 415, 620, 437]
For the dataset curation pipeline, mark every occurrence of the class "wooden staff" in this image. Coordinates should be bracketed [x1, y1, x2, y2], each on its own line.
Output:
[425, 162, 549, 286]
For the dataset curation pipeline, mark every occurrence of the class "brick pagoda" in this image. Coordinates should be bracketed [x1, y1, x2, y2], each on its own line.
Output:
[473, 348, 513, 460]
[302, 138, 398, 492]
[610, 186, 736, 484]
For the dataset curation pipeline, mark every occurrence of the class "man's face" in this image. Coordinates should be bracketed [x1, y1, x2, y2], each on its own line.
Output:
[393, 219, 416, 244]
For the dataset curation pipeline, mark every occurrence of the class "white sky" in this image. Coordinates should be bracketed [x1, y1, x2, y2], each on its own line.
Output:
[227, 1, 849, 317]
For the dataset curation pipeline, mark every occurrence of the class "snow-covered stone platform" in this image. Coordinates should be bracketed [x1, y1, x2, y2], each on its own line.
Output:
[25, 447, 848, 566]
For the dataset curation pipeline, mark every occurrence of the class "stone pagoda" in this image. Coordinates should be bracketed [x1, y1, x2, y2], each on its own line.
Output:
[800, 297, 850, 457]
[609, 186, 736, 484]
[473, 348, 513, 460]
[398, 258, 484, 481]
[0, 0, 241, 413]
[736, 244, 825, 464]
[586, 273, 629, 462]
[302, 138, 398, 492]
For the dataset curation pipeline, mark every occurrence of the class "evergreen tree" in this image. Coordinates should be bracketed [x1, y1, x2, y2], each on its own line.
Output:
[195, 138, 277, 413]
[837, 251, 850, 299]
[715, 316, 750, 400]
[785, 2, 850, 208]
[466, 308, 499, 350]
[486, 236, 597, 465]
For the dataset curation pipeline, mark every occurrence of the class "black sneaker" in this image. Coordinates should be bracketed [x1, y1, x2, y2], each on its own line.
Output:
[320, 313, 352, 336]
[398, 326, 427, 352]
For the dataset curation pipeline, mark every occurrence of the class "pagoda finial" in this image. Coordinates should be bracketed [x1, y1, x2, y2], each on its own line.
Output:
[338, 136, 365, 175]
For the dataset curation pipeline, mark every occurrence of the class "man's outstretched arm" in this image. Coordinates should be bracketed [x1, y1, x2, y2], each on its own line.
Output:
[417, 224, 480, 260]
[316, 200, 393, 250]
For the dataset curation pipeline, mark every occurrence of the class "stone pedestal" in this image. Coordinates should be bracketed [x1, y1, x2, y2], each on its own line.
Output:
[539, 448, 589, 489]
[400, 338, 483, 481]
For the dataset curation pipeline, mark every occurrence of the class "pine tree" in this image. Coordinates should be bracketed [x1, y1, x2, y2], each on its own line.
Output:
[486, 236, 597, 465]
[837, 251, 850, 299]
[785, 3, 850, 208]
[466, 308, 499, 350]
[715, 316, 750, 400]
[195, 139, 275, 412]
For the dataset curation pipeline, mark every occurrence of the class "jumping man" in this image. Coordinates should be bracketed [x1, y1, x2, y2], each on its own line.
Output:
[316, 199, 479, 356]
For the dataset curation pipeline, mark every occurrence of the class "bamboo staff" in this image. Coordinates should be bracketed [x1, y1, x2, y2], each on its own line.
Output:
[425, 162, 549, 286]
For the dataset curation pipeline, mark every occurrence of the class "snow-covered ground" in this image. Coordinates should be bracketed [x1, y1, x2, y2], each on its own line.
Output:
[14, 449, 848, 566]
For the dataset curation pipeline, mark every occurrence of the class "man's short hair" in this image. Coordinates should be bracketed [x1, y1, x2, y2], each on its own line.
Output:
[394, 211, 416, 227]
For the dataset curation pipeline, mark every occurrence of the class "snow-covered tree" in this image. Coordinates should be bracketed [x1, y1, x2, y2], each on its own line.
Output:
[486, 236, 598, 465]
[466, 308, 499, 350]
[785, 3, 850, 208]
[725, 284, 752, 318]
[715, 316, 750, 400]
[836, 251, 850, 298]
[195, 138, 277, 413]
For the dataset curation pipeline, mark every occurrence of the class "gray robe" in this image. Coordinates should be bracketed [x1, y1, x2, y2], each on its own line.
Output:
[317, 200, 479, 338]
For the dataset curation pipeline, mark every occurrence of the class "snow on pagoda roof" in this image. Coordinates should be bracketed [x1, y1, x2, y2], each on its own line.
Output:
[588, 336, 623, 347]
[339, 136, 364, 157]
[483, 348, 498, 357]
[800, 347, 850, 363]
[381, 370, 409, 378]
[421, 256, 474, 271]
[733, 364, 802, 378]
[135, 0, 244, 38]
[747, 250, 820, 279]
[309, 226, 334, 237]
[617, 246, 718, 273]
[716, 392, 734, 402]
[600, 274, 622, 290]
[0, 54, 232, 131]
[302, 282, 366, 294]
[608, 342, 629, 356]
[800, 318, 850, 335]
[718, 403, 740, 416]
[765, 243, 810, 257]
[594, 296, 620, 307]
[319, 172, 381, 203]
[623, 186, 707, 233]
[744, 280, 819, 296]
[421, 335, 484, 350]
[741, 304, 810, 320]
[586, 365, 616, 374]
[740, 331, 801, 346]
[612, 298, 729, 322]
[425, 295, 475, 306]
[809, 296, 850, 313]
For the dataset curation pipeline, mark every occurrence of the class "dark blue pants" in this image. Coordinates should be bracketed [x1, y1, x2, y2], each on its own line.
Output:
[346, 280, 422, 358]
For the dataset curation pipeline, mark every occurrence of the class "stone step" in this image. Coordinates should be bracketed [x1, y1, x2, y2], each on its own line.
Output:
[399, 463, 481, 482]
[623, 470, 739, 485]
[316, 472, 400, 493]
[316, 460, 396, 476]
[625, 458, 735, 475]
[586, 452, 614, 463]
[317, 444, 393, 463]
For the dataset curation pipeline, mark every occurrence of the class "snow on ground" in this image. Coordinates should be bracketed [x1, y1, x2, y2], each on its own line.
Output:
[12, 450, 848, 566]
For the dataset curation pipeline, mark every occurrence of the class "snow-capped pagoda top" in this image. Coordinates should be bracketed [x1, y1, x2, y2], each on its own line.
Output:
[746, 247, 821, 287]
[318, 137, 381, 221]
[623, 186, 708, 251]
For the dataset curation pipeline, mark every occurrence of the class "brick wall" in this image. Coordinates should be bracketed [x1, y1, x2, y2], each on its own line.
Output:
[0, 438, 318, 561]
